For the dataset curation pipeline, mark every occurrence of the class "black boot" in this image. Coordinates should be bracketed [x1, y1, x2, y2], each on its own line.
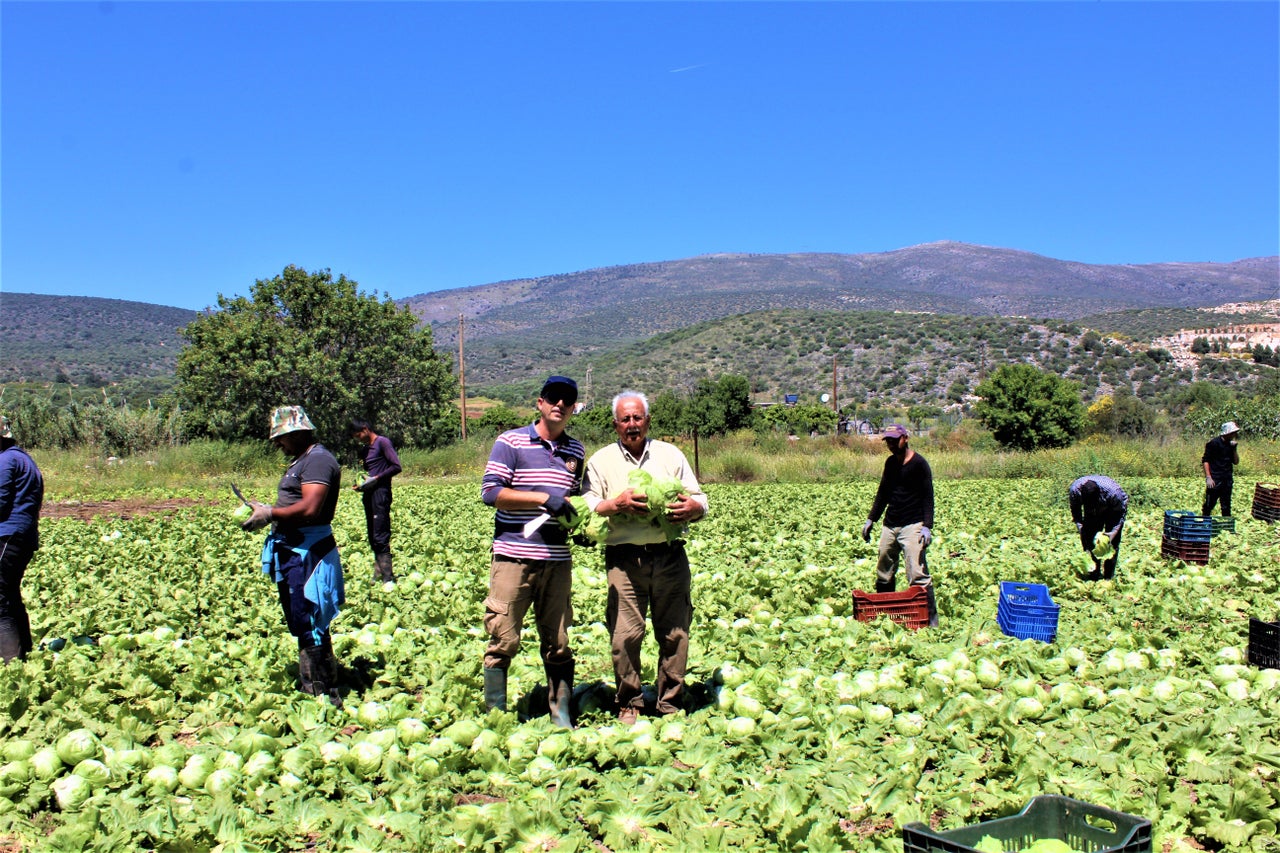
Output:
[545, 661, 574, 729]
[875, 578, 896, 593]
[483, 667, 508, 711]
[924, 586, 939, 627]
[0, 618, 24, 663]
[298, 643, 325, 696]
[374, 553, 396, 583]
[299, 639, 343, 708]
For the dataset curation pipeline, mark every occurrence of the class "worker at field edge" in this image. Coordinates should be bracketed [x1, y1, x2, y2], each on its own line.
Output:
[350, 418, 402, 583]
[583, 390, 707, 726]
[480, 376, 585, 728]
[241, 406, 347, 705]
[1069, 474, 1128, 581]
[0, 416, 44, 663]
[1201, 421, 1239, 518]
[861, 424, 938, 627]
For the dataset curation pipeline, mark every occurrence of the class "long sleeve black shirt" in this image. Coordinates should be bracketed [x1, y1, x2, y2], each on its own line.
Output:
[868, 452, 934, 529]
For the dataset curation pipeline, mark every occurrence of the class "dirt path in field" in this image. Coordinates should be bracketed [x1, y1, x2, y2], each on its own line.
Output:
[42, 497, 212, 521]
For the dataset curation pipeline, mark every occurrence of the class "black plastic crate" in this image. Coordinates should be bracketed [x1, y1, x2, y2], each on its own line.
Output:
[1248, 618, 1280, 670]
[902, 795, 1152, 853]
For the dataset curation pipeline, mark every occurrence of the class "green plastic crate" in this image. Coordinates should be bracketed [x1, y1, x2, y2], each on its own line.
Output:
[902, 795, 1152, 853]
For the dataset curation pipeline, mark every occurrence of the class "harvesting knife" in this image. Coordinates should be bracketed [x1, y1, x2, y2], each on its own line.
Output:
[231, 483, 251, 507]
[522, 512, 551, 539]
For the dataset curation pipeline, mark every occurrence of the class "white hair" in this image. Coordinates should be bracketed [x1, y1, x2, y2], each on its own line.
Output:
[612, 390, 649, 418]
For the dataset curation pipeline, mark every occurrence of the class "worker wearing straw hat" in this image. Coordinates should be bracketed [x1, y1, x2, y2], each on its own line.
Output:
[1201, 422, 1240, 518]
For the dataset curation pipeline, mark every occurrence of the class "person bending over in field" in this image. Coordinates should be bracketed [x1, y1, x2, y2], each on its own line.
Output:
[583, 390, 707, 726]
[1069, 475, 1128, 581]
[241, 406, 346, 705]
[861, 424, 938, 627]
[350, 418, 402, 583]
[480, 376, 585, 728]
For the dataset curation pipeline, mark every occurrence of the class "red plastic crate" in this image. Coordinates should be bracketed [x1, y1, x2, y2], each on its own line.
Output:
[1160, 535, 1209, 564]
[1254, 483, 1280, 509]
[852, 587, 928, 630]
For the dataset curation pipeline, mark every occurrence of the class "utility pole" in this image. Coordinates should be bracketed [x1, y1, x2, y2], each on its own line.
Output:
[831, 354, 838, 412]
[458, 314, 468, 440]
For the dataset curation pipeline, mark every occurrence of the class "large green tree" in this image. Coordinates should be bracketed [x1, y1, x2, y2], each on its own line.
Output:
[681, 374, 753, 436]
[177, 266, 457, 448]
[974, 363, 1084, 450]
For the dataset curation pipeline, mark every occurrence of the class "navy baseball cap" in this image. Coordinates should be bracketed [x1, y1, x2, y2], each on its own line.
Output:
[540, 375, 578, 405]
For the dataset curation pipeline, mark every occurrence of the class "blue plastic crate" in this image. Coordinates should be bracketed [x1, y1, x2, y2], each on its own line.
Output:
[998, 581, 1053, 610]
[1163, 510, 1212, 542]
[997, 606, 1059, 643]
[997, 582, 1060, 642]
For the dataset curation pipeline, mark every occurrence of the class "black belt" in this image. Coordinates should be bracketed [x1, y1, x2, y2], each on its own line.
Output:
[606, 540, 684, 554]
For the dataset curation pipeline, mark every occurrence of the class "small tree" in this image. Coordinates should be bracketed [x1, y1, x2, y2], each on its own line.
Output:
[906, 404, 943, 432]
[177, 266, 456, 448]
[974, 364, 1084, 450]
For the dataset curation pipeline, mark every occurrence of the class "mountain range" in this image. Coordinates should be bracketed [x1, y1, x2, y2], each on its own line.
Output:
[4, 242, 1277, 402]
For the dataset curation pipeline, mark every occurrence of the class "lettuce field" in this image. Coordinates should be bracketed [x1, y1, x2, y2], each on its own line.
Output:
[1, 478, 1278, 852]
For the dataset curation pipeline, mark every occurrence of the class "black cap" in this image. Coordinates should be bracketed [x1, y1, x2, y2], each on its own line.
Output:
[540, 375, 578, 405]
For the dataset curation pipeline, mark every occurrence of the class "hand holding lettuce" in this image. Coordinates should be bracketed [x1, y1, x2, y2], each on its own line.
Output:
[557, 469, 689, 544]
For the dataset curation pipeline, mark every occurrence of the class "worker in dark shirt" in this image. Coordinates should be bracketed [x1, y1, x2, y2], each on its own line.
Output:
[861, 424, 937, 626]
[1201, 421, 1240, 518]
[0, 416, 44, 662]
[1069, 475, 1128, 581]
[350, 418, 403, 583]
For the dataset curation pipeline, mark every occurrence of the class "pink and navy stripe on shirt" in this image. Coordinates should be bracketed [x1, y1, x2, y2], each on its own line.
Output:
[482, 424, 585, 561]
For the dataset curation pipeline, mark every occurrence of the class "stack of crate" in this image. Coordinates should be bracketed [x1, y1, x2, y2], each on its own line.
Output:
[996, 581, 1060, 643]
[1252, 483, 1280, 523]
[1161, 510, 1211, 564]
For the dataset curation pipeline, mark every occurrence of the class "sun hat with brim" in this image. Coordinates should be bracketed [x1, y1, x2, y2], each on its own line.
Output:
[882, 424, 909, 439]
[270, 406, 316, 439]
[0, 416, 12, 439]
[540, 375, 578, 405]
[1220, 421, 1240, 436]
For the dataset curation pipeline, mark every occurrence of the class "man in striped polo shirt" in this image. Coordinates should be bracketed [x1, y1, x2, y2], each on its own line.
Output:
[1069, 474, 1129, 581]
[480, 376, 585, 727]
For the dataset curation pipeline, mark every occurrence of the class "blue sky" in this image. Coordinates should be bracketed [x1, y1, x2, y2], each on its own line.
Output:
[3, 1, 1277, 311]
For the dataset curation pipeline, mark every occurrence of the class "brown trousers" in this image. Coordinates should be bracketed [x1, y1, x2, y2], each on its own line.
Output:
[605, 542, 692, 715]
[483, 556, 573, 671]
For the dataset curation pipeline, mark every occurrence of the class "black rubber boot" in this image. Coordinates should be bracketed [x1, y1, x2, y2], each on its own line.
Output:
[299, 639, 343, 708]
[483, 667, 508, 711]
[298, 643, 325, 696]
[374, 553, 396, 583]
[0, 618, 24, 663]
[545, 661, 574, 729]
[924, 586, 939, 627]
[875, 578, 896, 593]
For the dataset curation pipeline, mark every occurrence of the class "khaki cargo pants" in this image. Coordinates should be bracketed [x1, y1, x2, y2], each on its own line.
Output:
[876, 522, 933, 590]
[483, 556, 573, 671]
[605, 541, 692, 715]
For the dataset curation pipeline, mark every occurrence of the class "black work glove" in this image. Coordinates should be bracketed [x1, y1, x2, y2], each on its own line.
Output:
[543, 494, 578, 523]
